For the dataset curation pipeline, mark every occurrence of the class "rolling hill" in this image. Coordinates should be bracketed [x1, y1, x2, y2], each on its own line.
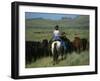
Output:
[25, 15, 89, 29]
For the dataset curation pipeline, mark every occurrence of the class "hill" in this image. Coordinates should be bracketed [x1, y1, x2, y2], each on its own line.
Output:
[25, 15, 89, 29]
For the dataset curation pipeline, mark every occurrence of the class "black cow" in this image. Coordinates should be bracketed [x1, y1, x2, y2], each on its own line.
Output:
[81, 38, 89, 51]
[25, 41, 41, 64]
[26, 40, 51, 64]
[41, 39, 48, 56]
[26, 41, 34, 64]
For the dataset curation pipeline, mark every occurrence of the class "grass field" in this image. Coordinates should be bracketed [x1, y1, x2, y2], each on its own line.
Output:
[26, 50, 89, 68]
[26, 28, 89, 41]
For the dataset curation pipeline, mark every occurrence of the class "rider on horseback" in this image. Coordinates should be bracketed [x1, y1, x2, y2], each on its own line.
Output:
[52, 25, 66, 50]
[53, 25, 61, 41]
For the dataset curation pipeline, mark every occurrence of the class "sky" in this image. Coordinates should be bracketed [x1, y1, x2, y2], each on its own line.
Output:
[25, 12, 78, 20]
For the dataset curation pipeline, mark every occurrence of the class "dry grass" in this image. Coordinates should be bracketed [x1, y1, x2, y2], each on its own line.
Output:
[26, 50, 89, 68]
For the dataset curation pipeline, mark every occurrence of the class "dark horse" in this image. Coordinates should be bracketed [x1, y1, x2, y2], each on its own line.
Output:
[60, 36, 73, 54]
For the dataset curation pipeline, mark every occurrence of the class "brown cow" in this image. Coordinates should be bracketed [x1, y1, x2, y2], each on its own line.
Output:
[72, 37, 89, 53]
[72, 37, 82, 53]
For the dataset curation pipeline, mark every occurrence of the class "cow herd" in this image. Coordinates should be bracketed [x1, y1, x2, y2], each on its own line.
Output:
[26, 39, 50, 64]
[26, 37, 89, 64]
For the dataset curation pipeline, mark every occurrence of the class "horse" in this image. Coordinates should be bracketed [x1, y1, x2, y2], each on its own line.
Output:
[61, 36, 73, 54]
[51, 41, 64, 65]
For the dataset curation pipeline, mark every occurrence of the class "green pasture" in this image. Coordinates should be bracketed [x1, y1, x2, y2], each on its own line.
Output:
[26, 50, 89, 68]
[25, 28, 89, 41]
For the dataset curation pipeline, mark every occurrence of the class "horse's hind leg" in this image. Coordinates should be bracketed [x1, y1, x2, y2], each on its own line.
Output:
[53, 55, 55, 65]
[53, 54, 58, 65]
[60, 46, 64, 60]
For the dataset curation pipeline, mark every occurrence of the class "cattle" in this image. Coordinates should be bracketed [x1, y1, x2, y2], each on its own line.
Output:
[25, 41, 41, 64]
[41, 39, 49, 56]
[72, 37, 89, 53]
[72, 37, 82, 53]
[81, 38, 88, 51]
[26, 39, 51, 64]
[26, 41, 34, 64]
[26, 37, 89, 64]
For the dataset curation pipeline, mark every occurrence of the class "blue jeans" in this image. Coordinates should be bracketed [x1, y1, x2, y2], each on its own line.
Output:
[53, 36, 66, 50]
[53, 36, 61, 41]
[61, 41, 66, 50]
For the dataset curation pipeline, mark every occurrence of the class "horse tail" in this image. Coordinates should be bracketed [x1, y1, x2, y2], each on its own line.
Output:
[51, 41, 60, 55]
[53, 42, 59, 64]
